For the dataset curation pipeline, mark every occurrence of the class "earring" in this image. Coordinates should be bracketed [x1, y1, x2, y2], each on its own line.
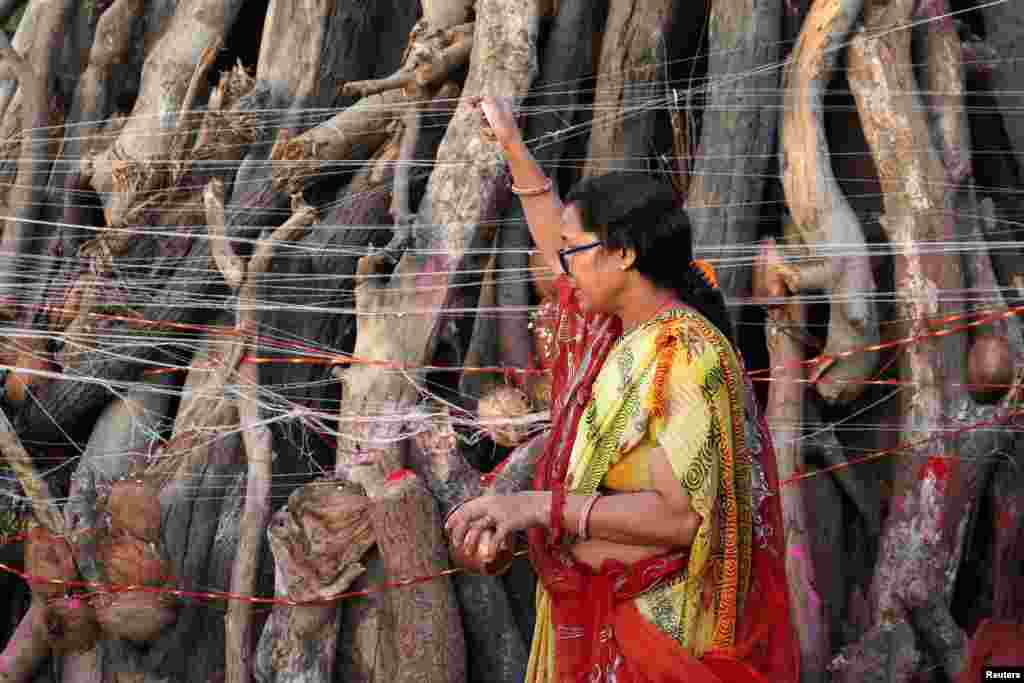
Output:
[620, 264, 628, 271]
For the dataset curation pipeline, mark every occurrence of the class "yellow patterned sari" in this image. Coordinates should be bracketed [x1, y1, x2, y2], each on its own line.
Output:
[526, 306, 754, 683]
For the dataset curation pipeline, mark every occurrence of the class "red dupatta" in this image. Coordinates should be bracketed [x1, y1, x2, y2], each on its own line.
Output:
[526, 275, 799, 683]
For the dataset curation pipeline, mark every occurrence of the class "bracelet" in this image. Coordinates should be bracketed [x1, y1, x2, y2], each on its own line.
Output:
[443, 499, 469, 532]
[511, 176, 553, 197]
[549, 484, 566, 545]
[577, 493, 601, 541]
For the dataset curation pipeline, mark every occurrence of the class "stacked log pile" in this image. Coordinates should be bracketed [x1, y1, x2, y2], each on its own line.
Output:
[0, 0, 1022, 681]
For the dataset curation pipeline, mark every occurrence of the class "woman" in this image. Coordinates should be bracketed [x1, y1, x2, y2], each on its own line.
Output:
[445, 97, 798, 683]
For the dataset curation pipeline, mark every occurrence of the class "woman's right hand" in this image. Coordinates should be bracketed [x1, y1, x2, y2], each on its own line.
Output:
[474, 95, 523, 151]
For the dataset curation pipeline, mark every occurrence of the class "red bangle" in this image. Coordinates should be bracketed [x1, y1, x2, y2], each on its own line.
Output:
[549, 484, 566, 545]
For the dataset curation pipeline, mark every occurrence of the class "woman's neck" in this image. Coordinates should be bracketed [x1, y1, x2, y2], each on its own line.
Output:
[615, 280, 680, 333]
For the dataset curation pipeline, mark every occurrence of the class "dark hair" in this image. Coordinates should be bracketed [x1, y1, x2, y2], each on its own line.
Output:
[564, 172, 735, 343]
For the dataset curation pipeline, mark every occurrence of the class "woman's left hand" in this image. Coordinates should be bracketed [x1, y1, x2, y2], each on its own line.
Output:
[445, 492, 549, 561]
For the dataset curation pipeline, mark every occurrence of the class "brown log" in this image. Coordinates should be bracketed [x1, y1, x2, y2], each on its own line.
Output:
[269, 88, 408, 195]
[255, 481, 375, 683]
[0, 408, 63, 534]
[835, 2, 1002, 680]
[24, 527, 77, 601]
[335, 0, 538, 494]
[582, 0, 675, 179]
[755, 237, 830, 680]
[406, 408, 529, 683]
[224, 197, 314, 683]
[979, 0, 1024, 174]
[0, 600, 49, 683]
[0, 43, 57, 321]
[88, 0, 247, 226]
[97, 534, 173, 588]
[341, 22, 474, 99]
[92, 591, 178, 645]
[970, 206, 1024, 622]
[106, 480, 162, 544]
[224, 363, 274, 683]
[420, 0, 475, 31]
[780, 0, 879, 404]
[336, 549, 387, 683]
[369, 473, 465, 683]
[686, 0, 782, 324]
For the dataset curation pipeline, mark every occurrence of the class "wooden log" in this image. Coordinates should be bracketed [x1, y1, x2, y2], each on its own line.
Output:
[0, 44, 58, 320]
[335, 0, 538, 489]
[369, 473, 464, 683]
[755, 237, 830, 681]
[420, 0, 475, 31]
[225, 364, 274, 683]
[406, 410, 528, 683]
[0, 600, 48, 683]
[224, 0, 418, 246]
[582, 0, 675, 179]
[141, 461, 243, 682]
[522, 0, 602, 177]
[835, 2, 1010, 679]
[57, 0, 144, 169]
[336, 548, 387, 683]
[686, 0, 782, 327]
[341, 22, 474, 100]
[254, 481, 375, 683]
[978, 0, 1024, 174]
[215, 193, 314, 683]
[87, 0, 247, 226]
[780, 0, 880, 404]
[11, 225, 223, 448]
[989, 442, 1024, 621]
[269, 89, 408, 196]
[0, 408, 62, 535]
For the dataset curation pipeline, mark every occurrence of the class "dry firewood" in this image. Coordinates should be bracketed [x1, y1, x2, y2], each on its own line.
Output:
[335, 0, 537, 491]
[87, 0, 248, 226]
[221, 196, 314, 683]
[342, 22, 474, 100]
[205, 178, 246, 290]
[686, 0, 782, 322]
[93, 591, 178, 645]
[978, 0, 1024, 174]
[369, 473, 465, 683]
[406, 409, 529, 683]
[754, 237, 830, 681]
[832, 2, 1014, 680]
[0, 408, 63, 534]
[780, 0, 880, 404]
[583, 0, 676, 179]
[225, 362, 274, 683]
[0, 45, 56, 321]
[420, 0, 475, 31]
[268, 88, 408, 195]
[254, 481, 375, 683]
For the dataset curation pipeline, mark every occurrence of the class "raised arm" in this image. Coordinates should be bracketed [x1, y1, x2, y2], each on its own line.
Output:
[476, 96, 564, 272]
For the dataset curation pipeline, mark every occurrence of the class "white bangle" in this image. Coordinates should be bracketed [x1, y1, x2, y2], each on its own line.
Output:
[577, 493, 601, 541]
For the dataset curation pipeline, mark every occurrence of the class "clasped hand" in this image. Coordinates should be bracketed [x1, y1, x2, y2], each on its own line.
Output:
[444, 491, 550, 571]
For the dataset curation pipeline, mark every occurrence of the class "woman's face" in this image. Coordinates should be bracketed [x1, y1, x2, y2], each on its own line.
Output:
[559, 203, 627, 314]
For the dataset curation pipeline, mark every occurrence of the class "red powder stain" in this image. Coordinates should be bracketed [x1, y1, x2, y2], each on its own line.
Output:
[919, 457, 951, 483]
[995, 507, 1017, 532]
[386, 469, 416, 484]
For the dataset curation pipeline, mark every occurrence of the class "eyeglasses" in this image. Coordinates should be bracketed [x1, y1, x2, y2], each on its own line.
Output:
[558, 240, 603, 275]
